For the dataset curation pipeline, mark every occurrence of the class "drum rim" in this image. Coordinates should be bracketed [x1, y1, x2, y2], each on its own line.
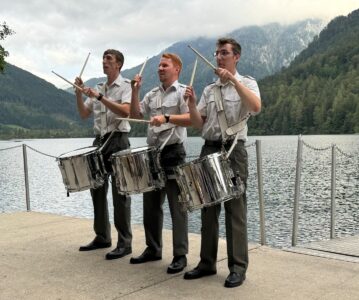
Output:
[58, 146, 99, 159]
[112, 145, 157, 157]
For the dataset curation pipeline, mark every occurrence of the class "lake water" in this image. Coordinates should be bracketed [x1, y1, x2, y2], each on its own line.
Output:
[1, 135, 358, 248]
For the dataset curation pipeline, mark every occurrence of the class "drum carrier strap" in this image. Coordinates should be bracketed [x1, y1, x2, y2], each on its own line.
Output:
[213, 85, 250, 158]
[99, 84, 124, 139]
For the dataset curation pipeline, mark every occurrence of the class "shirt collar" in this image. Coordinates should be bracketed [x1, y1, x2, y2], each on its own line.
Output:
[110, 74, 124, 88]
[160, 80, 179, 93]
[98, 74, 123, 90]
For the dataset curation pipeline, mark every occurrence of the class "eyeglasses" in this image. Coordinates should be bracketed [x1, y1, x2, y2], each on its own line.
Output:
[213, 50, 233, 57]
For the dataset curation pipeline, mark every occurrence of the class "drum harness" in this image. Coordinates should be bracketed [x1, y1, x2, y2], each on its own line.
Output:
[151, 90, 179, 180]
[97, 83, 125, 146]
[213, 85, 250, 160]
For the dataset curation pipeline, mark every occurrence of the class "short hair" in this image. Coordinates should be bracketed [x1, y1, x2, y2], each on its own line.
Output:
[216, 38, 241, 55]
[103, 49, 124, 71]
[161, 53, 182, 74]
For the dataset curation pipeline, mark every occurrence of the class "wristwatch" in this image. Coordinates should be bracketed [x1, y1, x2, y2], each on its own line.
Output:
[96, 93, 104, 101]
[164, 114, 170, 123]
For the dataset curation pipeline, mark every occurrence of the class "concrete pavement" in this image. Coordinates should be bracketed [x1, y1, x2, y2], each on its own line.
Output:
[1, 212, 358, 299]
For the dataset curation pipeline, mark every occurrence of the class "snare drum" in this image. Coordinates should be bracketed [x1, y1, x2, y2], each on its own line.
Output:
[111, 146, 165, 195]
[175, 151, 244, 211]
[57, 147, 106, 193]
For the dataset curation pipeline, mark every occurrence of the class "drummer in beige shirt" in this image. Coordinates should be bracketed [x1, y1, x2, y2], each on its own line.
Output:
[74, 49, 133, 260]
[129, 53, 191, 274]
[183, 37, 261, 288]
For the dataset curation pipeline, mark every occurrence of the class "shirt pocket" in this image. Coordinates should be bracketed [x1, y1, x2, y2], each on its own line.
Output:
[148, 95, 161, 116]
[162, 98, 179, 115]
[205, 91, 216, 115]
[223, 94, 241, 125]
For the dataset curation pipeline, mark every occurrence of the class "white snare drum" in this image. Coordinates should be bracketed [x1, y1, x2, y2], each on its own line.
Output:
[57, 147, 106, 193]
[175, 151, 244, 212]
[111, 146, 165, 195]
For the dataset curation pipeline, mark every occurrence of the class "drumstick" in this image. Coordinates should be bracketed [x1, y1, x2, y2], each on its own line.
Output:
[134, 57, 148, 87]
[79, 52, 91, 78]
[184, 58, 197, 104]
[138, 57, 148, 76]
[187, 45, 234, 86]
[116, 117, 150, 123]
[189, 58, 197, 86]
[52, 71, 84, 91]
[188, 45, 216, 70]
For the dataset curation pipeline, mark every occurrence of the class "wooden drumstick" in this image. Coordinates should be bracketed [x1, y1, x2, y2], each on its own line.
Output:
[134, 57, 148, 87]
[188, 45, 234, 86]
[52, 71, 84, 91]
[189, 58, 197, 86]
[188, 45, 216, 70]
[138, 57, 148, 76]
[79, 52, 91, 78]
[116, 117, 150, 123]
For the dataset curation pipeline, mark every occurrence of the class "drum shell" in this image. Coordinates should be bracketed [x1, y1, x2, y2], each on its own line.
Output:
[111, 146, 165, 195]
[175, 152, 243, 211]
[57, 147, 106, 193]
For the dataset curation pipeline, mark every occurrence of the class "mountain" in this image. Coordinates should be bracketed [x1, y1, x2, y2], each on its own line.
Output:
[74, 19, 325, 99]
[250, 9, 359, 135]
[1, 18, 326, 139]
[0, 63, 92, 138]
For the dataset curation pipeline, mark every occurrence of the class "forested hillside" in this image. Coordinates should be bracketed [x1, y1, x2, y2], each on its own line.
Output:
[250, 9, 359, 134]
[0, 64, 92, 138]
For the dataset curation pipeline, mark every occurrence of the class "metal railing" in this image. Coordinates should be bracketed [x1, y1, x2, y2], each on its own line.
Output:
[291, 135, 358, 246]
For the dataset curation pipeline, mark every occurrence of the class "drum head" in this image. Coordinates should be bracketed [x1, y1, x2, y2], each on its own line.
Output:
[59, 147, 97, 158]
[113, 146, 152, 157]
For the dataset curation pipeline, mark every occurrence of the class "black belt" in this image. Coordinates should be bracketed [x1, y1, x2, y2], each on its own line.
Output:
[161, 142, 183, 151]
[204, 139, 244, 147]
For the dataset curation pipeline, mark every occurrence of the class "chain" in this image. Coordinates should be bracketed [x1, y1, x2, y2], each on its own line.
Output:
[302, 140, 332, 151]
[336, 145, 357, 158]
[26, 144, 59, 159]
[302, 139, 358, 158]
[0, 145, 22, 151]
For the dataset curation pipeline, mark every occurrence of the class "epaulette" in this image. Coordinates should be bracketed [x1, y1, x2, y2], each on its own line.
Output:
[123, 78, 131, 83]
[178, 83, 187, 88]
[243, 75, 255, 80]
[207, 82, 217, 90]
[151, 87, 160, 93]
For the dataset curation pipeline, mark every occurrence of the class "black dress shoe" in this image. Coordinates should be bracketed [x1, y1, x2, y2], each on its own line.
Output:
[167, 255, 187, 274]
[224, 272, 246, 288]
[183, 267, 216, 280]
[105, 247, 132, 260]
[130, 250, 162, 264]
[79, 240, 111, 251]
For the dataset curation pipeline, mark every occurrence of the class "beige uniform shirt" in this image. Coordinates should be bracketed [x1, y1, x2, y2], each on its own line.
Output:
[140, 80, 188, 147]
[84, 74, 131, 136]
[197, 72, 261, 141]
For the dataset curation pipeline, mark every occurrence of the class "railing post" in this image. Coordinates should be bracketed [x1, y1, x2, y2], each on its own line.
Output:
[330, 144, 336, 239]
[292, 135, 303, 246]
[255, 140, 266, 245]
[22, 144, 31, 211]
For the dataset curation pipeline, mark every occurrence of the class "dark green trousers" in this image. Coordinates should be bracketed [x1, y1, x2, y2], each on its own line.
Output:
[198, 141, 248, 274]
[142, 143, 188, 257]
[90, 132, 132, 248]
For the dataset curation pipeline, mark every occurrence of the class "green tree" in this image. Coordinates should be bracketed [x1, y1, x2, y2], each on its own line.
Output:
[0, 22, 14, 72]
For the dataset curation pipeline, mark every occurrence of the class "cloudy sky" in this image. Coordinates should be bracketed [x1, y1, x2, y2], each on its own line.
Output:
[1, 0, 357, 88]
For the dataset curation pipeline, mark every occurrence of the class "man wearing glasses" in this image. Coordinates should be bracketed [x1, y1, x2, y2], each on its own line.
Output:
[183, 38, 261, 288]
